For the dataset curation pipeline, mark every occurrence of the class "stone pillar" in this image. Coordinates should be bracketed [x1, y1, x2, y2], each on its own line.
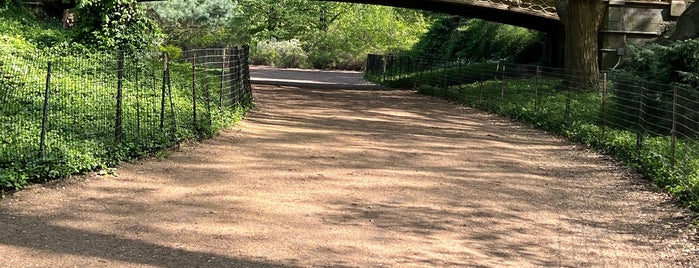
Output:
[599, 0, 673, 69]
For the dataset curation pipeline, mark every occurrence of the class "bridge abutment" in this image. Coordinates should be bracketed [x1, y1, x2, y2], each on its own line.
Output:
[599, 0, 694, 69]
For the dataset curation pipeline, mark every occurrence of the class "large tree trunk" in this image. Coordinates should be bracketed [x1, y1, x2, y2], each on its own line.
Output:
[556, 0, 606, 89]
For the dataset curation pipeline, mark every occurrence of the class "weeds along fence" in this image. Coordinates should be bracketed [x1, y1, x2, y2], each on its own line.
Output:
[0, 46, 253, 190]
[367, 54, 699, 209]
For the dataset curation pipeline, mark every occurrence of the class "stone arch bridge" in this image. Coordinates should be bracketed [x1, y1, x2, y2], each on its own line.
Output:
[30, 0, 695, 69]
[328, 0, 694, 69]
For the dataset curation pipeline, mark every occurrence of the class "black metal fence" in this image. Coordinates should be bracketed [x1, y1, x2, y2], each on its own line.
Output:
[0, 46, 252, 188]
[367, 53, 699, 207]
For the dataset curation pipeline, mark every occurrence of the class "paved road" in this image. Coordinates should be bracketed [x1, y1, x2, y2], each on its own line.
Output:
[250, 66, 383, 89]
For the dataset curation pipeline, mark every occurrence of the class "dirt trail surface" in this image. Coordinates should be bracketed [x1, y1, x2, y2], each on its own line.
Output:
[1, 67, 698, 267]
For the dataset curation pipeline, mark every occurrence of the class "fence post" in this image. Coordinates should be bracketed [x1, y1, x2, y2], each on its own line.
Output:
[534, 66, 541, 110]
[671, 86, 678, 167]
[231, 46, 240, 107]
[415, 57, 422, 90]
[382, 55, 387, 84]
[601, 72, 608, 140]
[398, 54, 403, 80]
[192, 53, 198, 132]
[478, 72, 483, 104]
[204, 71, 212, 134]
[501, 63, 506, 102]
[115, 51, 124, 144]
[458, 59, 464, 91]
[636, 85, 644, 151]
[242, 45, 253, 103]
[135, 61, 141, 144]
[220, 48, 226, 108]
[427, 58, 432, 87]
[443, 61, 448, 89]
[501, 75, 505, 103]
[39, 61, 53, 160]
[160, 52, 169, 130]
[565, 86, 572, 126]
[167, 56, 178, 147]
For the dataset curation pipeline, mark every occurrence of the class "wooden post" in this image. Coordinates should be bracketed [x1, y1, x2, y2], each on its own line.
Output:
[479, 73, 484, 104]
[167, 58, 178, 146]
[534, 66, 541, 110]
[39, 62, 52, 160]
[115, 51, 124, 144]
[231, 47, 240, 106]
[671, 86, 678, 167]
[220, 48, 226, 108]
[160, 52, 169, 130]
[192, 53, 198, 132]
[601, 72, 608, 139]
[242, 45, 253, 103]
[135, 63, 141, 144]
[636, 85, 644, 151]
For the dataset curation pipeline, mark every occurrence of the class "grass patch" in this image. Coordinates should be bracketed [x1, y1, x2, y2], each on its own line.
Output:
[0, 7, 252, 191]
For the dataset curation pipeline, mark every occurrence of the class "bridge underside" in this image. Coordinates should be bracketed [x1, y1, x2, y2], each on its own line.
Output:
[327, 0, 563, 33]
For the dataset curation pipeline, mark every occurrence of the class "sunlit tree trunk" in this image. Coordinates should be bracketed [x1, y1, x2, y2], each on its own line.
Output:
[556, 0, 606, 88]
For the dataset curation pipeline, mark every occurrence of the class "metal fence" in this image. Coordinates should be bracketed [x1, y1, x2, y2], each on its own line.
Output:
[0, 46, 252, 188]
[367, 53, 699, 207]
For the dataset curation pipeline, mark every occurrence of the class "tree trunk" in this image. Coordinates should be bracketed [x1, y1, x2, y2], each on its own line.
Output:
[556, 0, 606, 89]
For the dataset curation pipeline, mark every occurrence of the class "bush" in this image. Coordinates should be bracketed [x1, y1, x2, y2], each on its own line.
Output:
[623, 39, 699, 88]
[251, 38, 309, 68]
[408, 16, 542, 62]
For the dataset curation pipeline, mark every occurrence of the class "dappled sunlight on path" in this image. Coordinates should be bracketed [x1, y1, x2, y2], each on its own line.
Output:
[0, 81, 695, 267]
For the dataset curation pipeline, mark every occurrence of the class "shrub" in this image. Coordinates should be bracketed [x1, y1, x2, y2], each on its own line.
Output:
[623, 39, 699, 88]
[251, 38, 309, 68]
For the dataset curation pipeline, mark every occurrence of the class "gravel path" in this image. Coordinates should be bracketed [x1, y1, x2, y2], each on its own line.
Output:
[0, 68, 697, 267]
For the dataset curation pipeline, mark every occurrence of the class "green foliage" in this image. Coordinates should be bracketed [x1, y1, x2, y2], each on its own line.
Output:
[623, 39, 699, 88]
[305, 5, 429, 70]
[159, 45, 183, 60]
[230, 0, 429, 70]
[75, 0, 160, 51]
[149, 0, 238, 48]
[0, 6, 73, 50]
[233, 0, 321, 41]
[0, 8, 251, 192]
[409, 15, 542, 62]
[251, 38, 309, 68]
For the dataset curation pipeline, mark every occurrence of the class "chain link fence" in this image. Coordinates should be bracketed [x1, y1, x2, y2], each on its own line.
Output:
[367, 54, 699, 208]
[0, 46, 252, 189]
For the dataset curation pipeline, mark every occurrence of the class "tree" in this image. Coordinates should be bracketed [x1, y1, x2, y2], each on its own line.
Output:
[409, 16, 540, 62]
[149, 0, 237, 48]
[555, 0, 606, 88]
[75, 0, 159, 51]
[305, 4, 429, 69]
[234, 0, 318, 40]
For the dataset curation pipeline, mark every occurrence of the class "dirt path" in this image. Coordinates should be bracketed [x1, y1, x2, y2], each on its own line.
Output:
[1, 68, 697, 267]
